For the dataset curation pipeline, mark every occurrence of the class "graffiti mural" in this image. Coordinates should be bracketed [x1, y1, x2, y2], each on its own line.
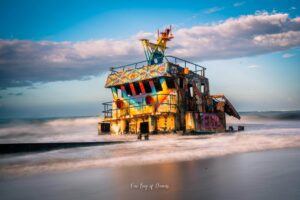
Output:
[201, 113, 223, 130]
[105, 63, 170, 87]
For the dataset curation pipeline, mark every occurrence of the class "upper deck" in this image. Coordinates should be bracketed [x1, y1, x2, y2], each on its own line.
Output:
[105, 56, 206, 88]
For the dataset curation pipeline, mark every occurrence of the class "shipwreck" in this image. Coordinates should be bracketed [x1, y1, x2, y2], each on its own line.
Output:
[98, 26, 240, 136]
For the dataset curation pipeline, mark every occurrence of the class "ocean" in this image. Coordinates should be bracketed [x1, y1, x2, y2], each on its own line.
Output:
[0, 111, 300, 176]
[1, 111, 300, 200]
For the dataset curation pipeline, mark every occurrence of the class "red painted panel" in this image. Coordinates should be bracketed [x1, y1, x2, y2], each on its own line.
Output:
[129, 83, 136, 96]
[149, 80, 156, 93]
[139, 81, 146, 94]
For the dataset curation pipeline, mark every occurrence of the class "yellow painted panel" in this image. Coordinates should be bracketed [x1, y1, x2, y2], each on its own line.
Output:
[185, 112, 195, 131]
[157, 116, 167, 132]
[166, 115, 175, 131]
[110, 121, 121, 135]
[129, 121, 137, 134]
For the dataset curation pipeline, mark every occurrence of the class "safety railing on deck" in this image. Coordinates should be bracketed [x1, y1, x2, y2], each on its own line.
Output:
[164, 56, 206, 77]
[102, 94, 177, 119]
[109, 55, 206, 77]
[102, 101, 113, 118]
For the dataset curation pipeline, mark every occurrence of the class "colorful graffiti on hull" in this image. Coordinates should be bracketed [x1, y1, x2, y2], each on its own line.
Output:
[105, 63, 170, 87]
[110, 77, 176, 116]
[201, 113, 223, 130]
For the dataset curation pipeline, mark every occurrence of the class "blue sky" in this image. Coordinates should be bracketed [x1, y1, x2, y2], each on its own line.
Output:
[0, 0, 300, 118]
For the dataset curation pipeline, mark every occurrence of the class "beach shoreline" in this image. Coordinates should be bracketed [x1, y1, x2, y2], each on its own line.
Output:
[1, 133, 300, 177]
[1, 147, 299, 200]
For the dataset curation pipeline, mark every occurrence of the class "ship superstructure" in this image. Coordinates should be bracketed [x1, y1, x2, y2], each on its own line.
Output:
[98, 27, 240, 135]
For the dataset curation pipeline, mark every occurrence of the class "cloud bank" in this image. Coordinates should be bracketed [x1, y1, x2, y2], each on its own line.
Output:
[0, 12, 300, 88]
[170, 12, 300, 60]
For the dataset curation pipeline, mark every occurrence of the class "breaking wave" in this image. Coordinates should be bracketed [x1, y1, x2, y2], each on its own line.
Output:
[1, 111, 299, 143]
[0, 116, 100, 143]
[231, 110, 300, 121]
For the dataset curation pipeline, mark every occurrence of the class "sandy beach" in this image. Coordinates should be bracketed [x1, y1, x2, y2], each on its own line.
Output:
[1, 148, 300, 200]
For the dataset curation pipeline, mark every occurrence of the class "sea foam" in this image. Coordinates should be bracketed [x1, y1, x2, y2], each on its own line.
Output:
[1, 112, 300, 176]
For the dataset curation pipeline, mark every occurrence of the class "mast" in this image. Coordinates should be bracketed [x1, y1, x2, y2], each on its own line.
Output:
[140, 25, 174, 65]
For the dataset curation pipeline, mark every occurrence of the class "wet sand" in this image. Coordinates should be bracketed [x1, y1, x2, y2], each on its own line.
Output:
[1, 148, 299, 200]
[0, 141, 126, 154]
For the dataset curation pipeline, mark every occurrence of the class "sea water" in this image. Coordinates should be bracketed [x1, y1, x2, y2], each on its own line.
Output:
[0, 111, 300, 175]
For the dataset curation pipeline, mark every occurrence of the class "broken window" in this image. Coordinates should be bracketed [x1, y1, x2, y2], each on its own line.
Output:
[115, 86, 122, 98]
[133, 82, 142, 95]
[201, 83, 205, 93]
[124, 84, 132, 96]
[166, 77, 175, 89]
[179, 78, 184, 88]
[143, 80, 152, 93]
[153, 78, 162, 92]
[189, 85, 194, 97]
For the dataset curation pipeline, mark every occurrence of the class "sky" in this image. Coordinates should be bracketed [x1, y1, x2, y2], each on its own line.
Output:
[0, 0, 300, 118]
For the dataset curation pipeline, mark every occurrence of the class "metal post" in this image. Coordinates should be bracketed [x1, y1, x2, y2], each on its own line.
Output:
[169, 95, 171, 112]
[156, 95, 158, 112]
[129, 100, 131, 117]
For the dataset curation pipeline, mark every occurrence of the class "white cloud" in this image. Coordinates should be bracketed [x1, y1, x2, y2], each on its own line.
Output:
[133, 31, 155, 40]
[253, 31, 300, 47]
[282, 53, 295, 58]
[1, 12, 300, 88]
[0, 38, 143, 88]
[247, 65, 258, 69]
[169, 12, 300, 60]
[204, 7, 225, 14]
[233, 2, 245, 7]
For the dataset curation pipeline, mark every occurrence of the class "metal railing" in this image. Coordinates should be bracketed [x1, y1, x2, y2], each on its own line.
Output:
[102, 94, 177, 119]
[102, 101, 113, 118]
[164, 55, 206, 77]
[109, 55, 206, 77]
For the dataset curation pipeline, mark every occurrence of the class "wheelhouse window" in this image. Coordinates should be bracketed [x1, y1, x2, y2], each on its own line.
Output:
[201, 83, 205, 93]
[124, 84, 132, 96]
[133, 82, 142, 95]
[114, 86, 122, 98]
[189, 84, 193, 97]
[179, 78, 184, 88]
[153, 78, 162, 92]
[142, 80, 152, 93]
[166, 77, 175, 89]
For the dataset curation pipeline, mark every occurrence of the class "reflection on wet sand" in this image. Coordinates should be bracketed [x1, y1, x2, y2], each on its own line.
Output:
[15, 148, 296, 200]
